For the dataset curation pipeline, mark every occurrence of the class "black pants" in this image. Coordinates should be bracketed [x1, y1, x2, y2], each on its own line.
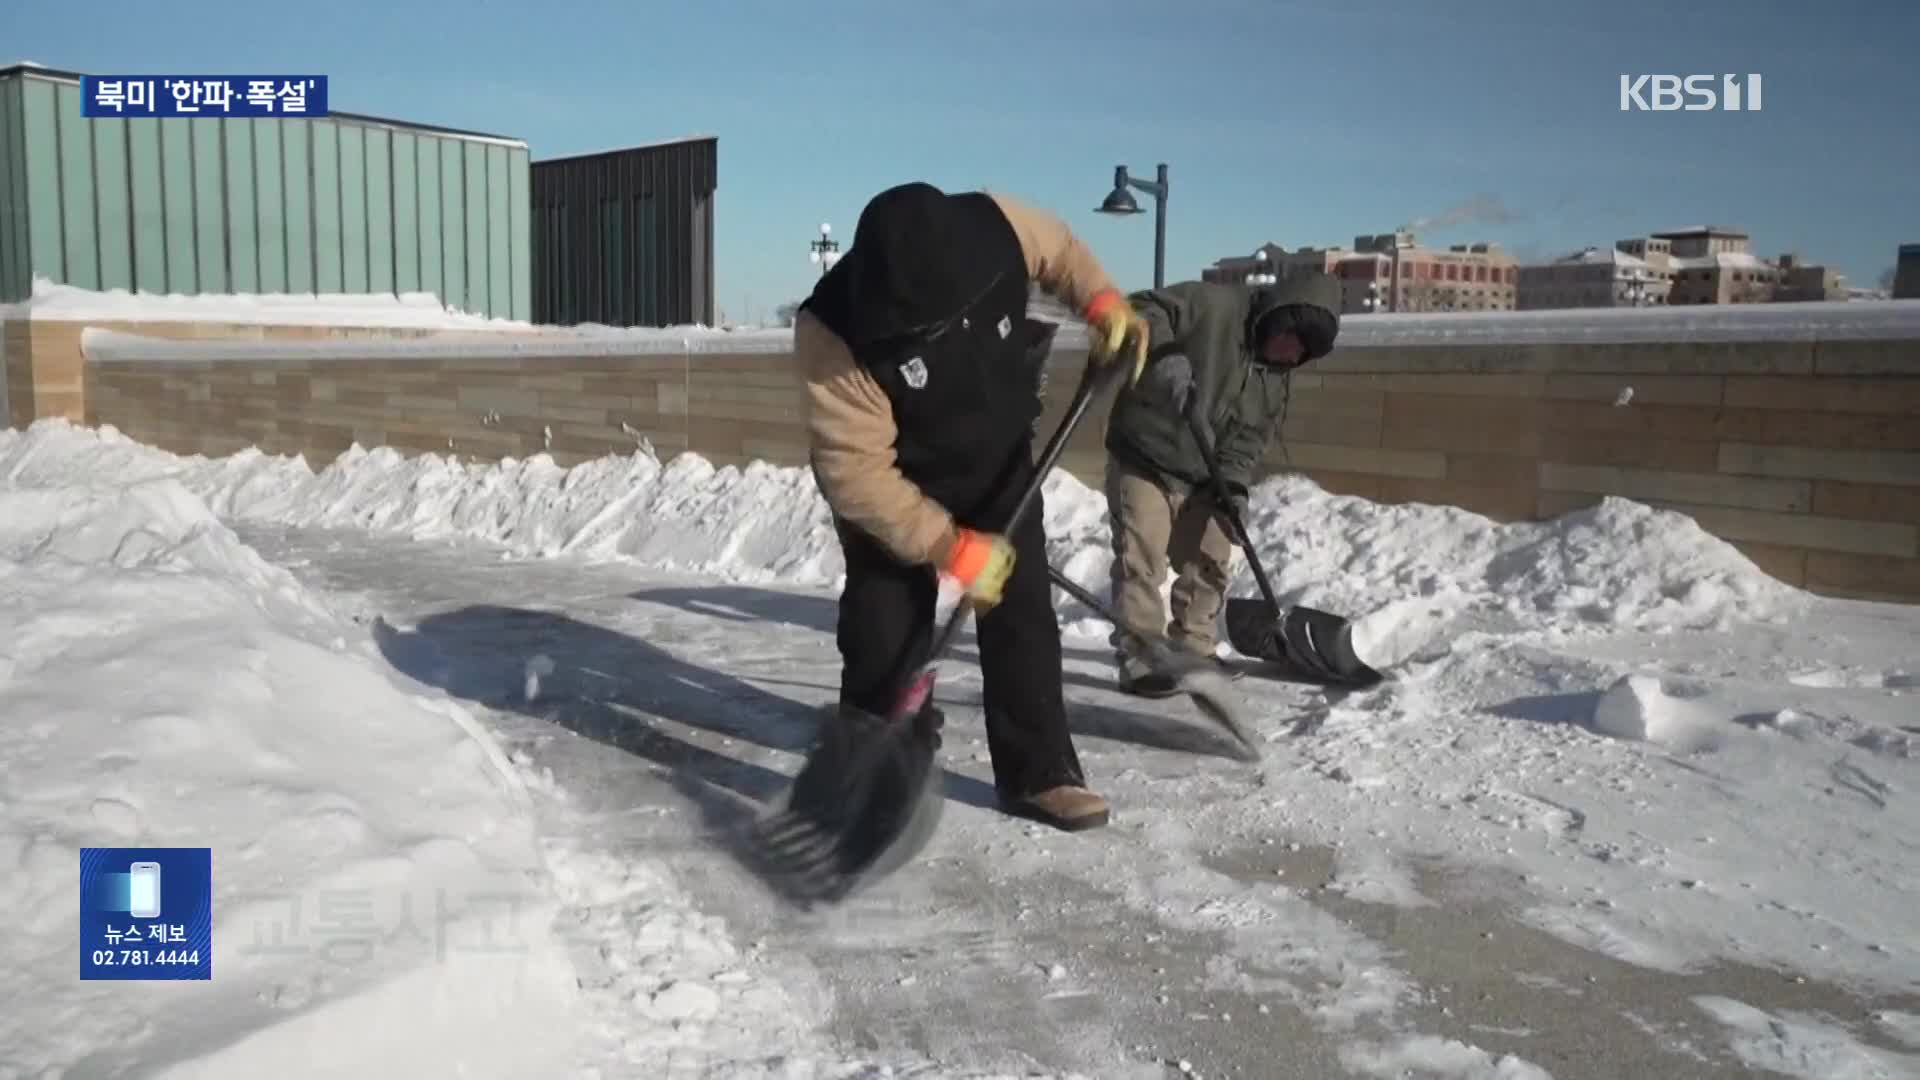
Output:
[833, 452, 1085, 800]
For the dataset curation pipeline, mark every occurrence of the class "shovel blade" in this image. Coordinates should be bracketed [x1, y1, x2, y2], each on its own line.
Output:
[1281, 605, 1386, 687]
[1224, 596, 1287, 661]
[1225, 597, 1386, 688]
[1138, 641, 1262, 762]
[744, 703, 944, 907]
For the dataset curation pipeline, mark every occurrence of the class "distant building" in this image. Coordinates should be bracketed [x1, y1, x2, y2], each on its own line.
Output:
[1641, 226, 1777, 303]
[530, 135, 717, 327]
[1518, 247, 1670, 309]
[1650, 225, 1752, 259]
[1338, 232, 1517, 313]
[1201, 230, 1517, 313]
[1895, 243, 1920, 299]
[0, 62, 531, 318]
[1772, 253, 1849, 302]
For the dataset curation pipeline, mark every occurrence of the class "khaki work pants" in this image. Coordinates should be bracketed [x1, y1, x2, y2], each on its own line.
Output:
[1104, 456, 1237, 661]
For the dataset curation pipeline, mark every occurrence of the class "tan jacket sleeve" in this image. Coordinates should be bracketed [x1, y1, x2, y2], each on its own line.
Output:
[986, 191, 1121, 317]
[796, 309, 961, 568]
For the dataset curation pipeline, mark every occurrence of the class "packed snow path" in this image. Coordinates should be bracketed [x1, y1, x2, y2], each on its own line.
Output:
[250, 523, 1920, 1080]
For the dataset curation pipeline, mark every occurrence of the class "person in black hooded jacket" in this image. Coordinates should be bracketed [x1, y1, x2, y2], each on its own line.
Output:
[791, 181, 1147, 832]
[1101, 273, 1342, 697]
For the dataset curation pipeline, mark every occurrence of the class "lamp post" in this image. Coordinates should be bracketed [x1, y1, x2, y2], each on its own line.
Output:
[1094, 163, 1168, 289]
[1247, 248, 1277, 286]
[1621, 268, 1647, 307]
[808, 223, 840, 276]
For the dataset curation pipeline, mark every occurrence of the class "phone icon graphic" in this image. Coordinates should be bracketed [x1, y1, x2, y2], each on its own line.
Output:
[128, 861, 162, 919]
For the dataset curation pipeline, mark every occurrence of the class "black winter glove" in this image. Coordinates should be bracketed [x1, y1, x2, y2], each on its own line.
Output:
[1214, 484, 1249, 520]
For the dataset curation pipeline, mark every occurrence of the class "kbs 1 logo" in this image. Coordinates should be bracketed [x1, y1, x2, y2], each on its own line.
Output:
[1619, 74, 1763, 112]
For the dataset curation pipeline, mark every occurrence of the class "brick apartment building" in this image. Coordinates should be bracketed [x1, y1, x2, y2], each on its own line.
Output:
[1203, 231, 1517, 313]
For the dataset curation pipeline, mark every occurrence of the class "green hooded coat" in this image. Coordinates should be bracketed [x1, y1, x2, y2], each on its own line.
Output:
[1104, 273, 1343, 497]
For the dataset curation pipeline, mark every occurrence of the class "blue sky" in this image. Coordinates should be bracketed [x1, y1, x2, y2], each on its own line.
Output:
[9, 0, 1917, 322]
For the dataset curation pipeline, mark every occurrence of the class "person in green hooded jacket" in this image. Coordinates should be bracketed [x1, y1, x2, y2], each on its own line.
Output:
[1100, 272, 1343, 697]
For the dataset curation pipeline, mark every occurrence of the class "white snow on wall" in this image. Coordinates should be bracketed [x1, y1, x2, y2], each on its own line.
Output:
[14, 277, 1920, 362]
[1332, 298, 1920, 344]
[0, 278, 537, 329]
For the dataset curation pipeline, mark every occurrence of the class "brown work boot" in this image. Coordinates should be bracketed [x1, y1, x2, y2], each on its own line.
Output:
[999, 785, 1111, 832]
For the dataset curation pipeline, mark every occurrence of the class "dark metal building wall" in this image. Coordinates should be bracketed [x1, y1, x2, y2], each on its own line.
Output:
[530, 137, 716, 328]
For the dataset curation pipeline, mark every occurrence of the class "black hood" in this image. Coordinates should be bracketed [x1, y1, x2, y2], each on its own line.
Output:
[1245, 272, 1342, 361]
[803, 182, 1010, 349]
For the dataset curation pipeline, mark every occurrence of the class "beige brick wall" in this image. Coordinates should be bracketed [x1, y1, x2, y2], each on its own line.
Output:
[5, 316, 544, 428]
[59, 321, 1920, 605]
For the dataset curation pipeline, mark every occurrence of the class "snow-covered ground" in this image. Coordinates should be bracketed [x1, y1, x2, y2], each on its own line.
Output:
[3, 418, 1918, 1078]
[0, 429, 890, 1077]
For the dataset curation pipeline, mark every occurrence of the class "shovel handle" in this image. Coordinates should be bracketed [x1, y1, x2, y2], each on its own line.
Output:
[1182, 400, 1286, 615]
[895, 330, 1139, 721]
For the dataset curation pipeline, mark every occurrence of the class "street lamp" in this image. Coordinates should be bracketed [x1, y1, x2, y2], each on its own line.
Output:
[1247, 248, 1277, 286]
[1095, 163, 1168, 289]
[1621, 269, 1647, 307]
[808, 222, 840, 276]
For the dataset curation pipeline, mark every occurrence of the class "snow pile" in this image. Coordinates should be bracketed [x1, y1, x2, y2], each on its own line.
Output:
[1339, 1035, 1554, 1079]
[0, 478, 340, 635]
[1214, 477, 1802, 635]
[0, 423, 846, 586]
[1693, 997, 1920, 1078]
[1589, 673, 1733, 749]
[0, 471, 599, 1075]
[0, 419, 1801, 643]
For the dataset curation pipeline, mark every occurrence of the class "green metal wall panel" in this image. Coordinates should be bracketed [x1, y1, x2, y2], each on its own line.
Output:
[159, 120, 196, 291]
[487, 144, 509, 319]
[0, 78, 24, 300]
[338, 123, 367, 294]
[282, 120, 312, 293]
[462, 141, 486, 314]
[252, 118, 286, 294]
[222, 118, 258, 293]
[508, 148, 529, 321]
[10, 80, 25, 301]
[391, 132, 418, 293]
[190, 118, 224, 293]
[127, 119, 166, 293]
[439, 137, 463, 310]
[1, 72, 526, 313]
[415, 134, 441, 297]
[54, 82, 99, 289]
[91, 115, 133, 292]
[311, 120, 341, 293]
[22, 78, 64, 286]
[365, 127, 393, 295]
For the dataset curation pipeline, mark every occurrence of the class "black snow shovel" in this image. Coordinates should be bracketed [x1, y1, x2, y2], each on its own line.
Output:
[744, 330, 1139, 907]
[1042, 565, 1260, 762]
[1182, 401, 1386, 689]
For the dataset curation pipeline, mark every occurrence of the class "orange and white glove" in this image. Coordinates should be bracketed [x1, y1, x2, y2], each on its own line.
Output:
[1083, 288, 1149, 386]
[943, 528, 1017, 609]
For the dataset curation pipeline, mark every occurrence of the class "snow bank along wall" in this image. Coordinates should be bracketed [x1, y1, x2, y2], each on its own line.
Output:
[26, 303, 1920, 603]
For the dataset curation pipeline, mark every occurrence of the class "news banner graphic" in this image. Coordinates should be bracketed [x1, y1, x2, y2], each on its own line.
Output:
[80, 76, 329, 118]
[79, 847, 213, 980]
